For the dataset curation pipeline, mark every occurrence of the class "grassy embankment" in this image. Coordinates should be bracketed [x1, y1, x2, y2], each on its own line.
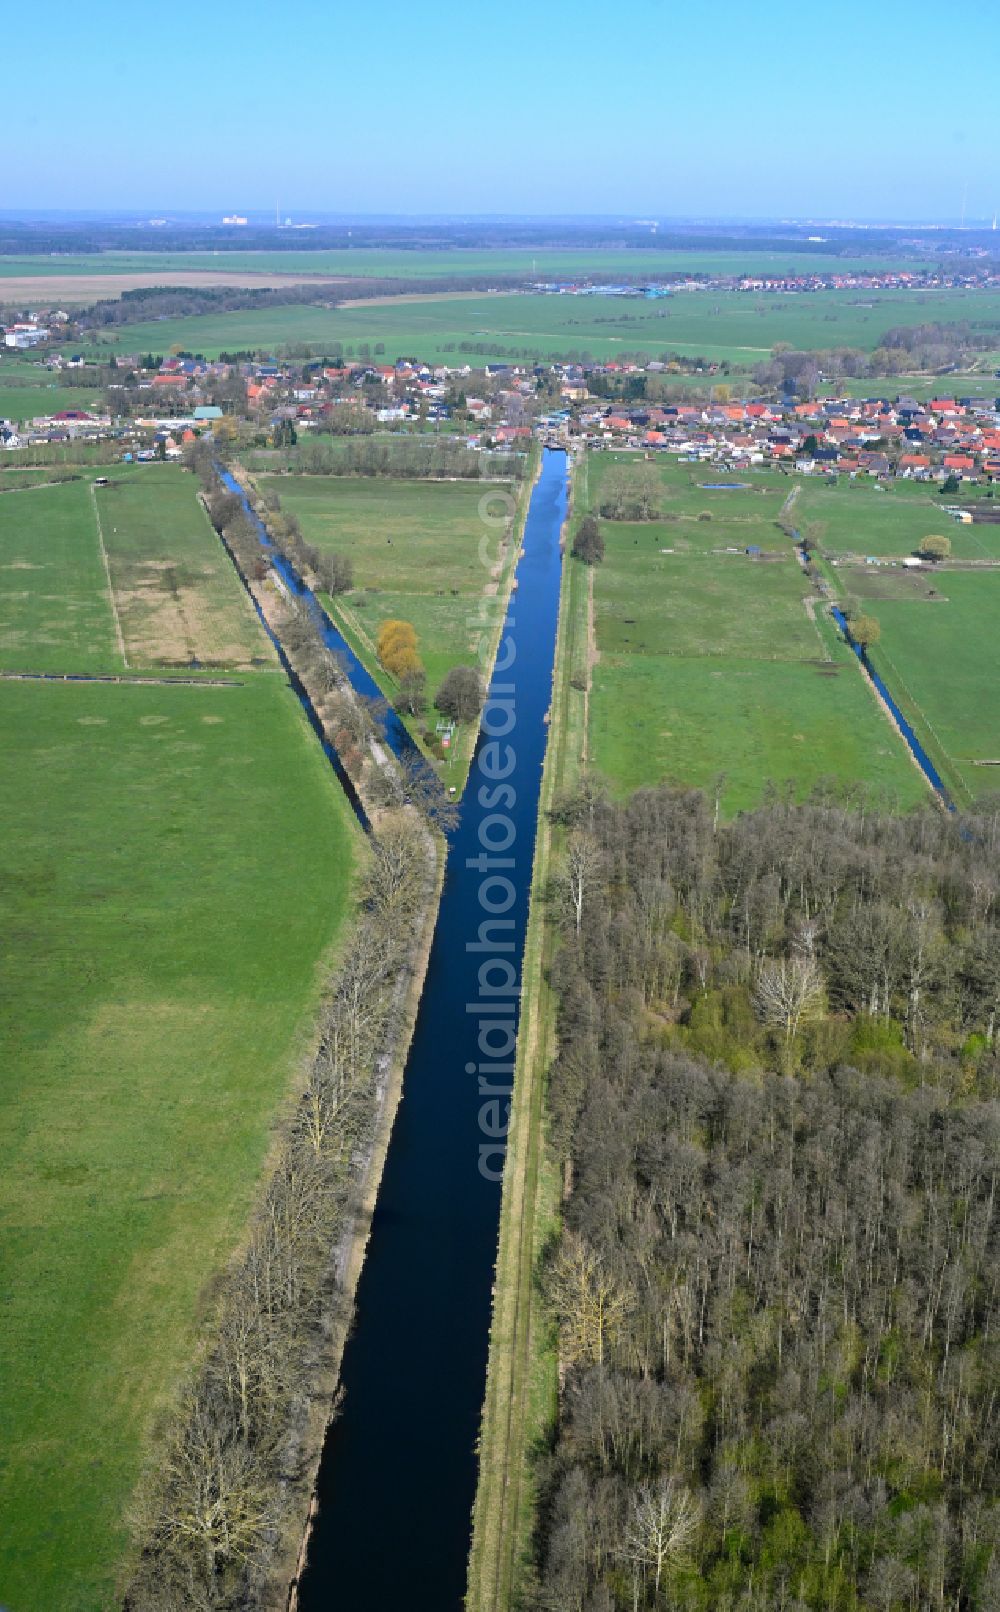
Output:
[798, 476, 1000, 804]
[75, 285, 1000, 367]
[254, 453, 538, 792]
[0, 466, 362, 1611]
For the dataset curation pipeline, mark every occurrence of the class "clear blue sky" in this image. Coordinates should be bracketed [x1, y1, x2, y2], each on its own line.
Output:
[11, 0, 1000, 221]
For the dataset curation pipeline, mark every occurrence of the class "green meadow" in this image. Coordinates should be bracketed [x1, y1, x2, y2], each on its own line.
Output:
[589, 653, 923, 810]
[0, 465, 361, 1608]
[95, 465, 274, 669]
[797, 476, 1000, 561]
[577, 453, 926, 812]
[0, 245, 933, 282]
[79, 286, 1000, 365]
[0, 477, 119, 671]
[828, 566, 1000, 803]
[257, 471, 514, 692]
[0, 383, 102, 421]
[0, 465, 274, 673]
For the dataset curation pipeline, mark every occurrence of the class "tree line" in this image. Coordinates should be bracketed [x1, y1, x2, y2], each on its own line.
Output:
[73, 274, 531, 332]
[529, 783, 999, 1611]
[264, 434, 524, 481]
[752, 322, 1000, 397]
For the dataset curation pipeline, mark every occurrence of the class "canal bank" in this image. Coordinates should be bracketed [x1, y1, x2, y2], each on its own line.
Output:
[290, 446, 568, 1610]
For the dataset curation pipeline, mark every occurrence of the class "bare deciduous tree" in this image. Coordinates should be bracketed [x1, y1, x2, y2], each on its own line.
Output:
[753, 955, 826, 1042]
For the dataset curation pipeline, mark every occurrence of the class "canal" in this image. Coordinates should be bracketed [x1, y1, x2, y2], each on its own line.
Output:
[278, 447, 567, 1608]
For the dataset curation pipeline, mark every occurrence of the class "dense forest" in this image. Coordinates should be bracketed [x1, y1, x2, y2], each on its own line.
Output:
[532, 785, 999, 1611]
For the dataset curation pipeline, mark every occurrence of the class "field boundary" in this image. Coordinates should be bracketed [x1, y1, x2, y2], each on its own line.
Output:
[89, 482, 129, 668]
[0, 668, 244, 687]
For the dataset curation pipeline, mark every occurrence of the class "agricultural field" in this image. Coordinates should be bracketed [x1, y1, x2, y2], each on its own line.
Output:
[0, 245, 931, 285]
[0, 452, 363, 1608]
[78, 286, 1000, 366]
[817, 373, 1000, 402]
[0, 464, 273, 674]
[577, 453, 928, 812]
[255, 472, 518, 762]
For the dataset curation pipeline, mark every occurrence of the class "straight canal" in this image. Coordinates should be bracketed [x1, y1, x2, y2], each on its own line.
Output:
[285, 447, 569, 1607]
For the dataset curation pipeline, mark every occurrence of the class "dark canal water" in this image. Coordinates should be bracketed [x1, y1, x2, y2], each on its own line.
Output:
[270, 448, 567, 1608]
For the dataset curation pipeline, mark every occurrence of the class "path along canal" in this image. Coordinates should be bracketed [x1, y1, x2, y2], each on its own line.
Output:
[225, 450, 569, 1607]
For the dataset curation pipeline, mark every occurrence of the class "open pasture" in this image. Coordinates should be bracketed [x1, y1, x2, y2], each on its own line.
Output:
[589, 652, 927, 812]
[798, 476, 1000, 561]
[257, 472, 511, 691]
[596, 545, 819, 661]
[79, 286, 1000, 365]
[852, 571, 1000, 801]
[576, 451, 927, 811]
[0, 382, 103, 421]
[96, 465, 275, 669]
[0, 476, 120, 672]
[0, 672, 360, 1611]
[0, 245, 933, 286]
[0, 465, 275, 675]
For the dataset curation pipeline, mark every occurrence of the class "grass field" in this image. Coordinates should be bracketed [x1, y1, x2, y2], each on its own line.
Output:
[0, 465, 274, 674]
[256, 472, 519, 772]
[577, 453, 927, 811]
[0, 678, 360, 1612]
[819, 561, 1000, 803]
[78, 286, 1000, 365]
[0, 246, 936, 283]
[797, 476, 1000, 561]
[0, 477, 120, 671]
[0, 460, 362, 1609]
[0, 383, 103, 421]
[96, 466, 275, 669]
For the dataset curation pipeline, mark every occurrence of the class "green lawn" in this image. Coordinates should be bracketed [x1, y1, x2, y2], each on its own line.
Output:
[78, 286, 1000, 364]
[576, 451, 926, 812]
[0, 675, 360, 1612]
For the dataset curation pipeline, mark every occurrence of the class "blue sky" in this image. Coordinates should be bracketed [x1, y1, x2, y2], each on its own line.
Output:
[11, 0, 1000, 221]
